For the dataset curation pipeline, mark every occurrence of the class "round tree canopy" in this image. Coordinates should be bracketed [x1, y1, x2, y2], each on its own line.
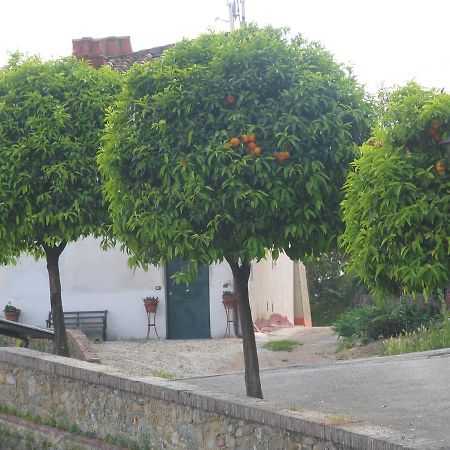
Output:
[0, 55, 122, 260]
[342, 83, 450, 297]
[100, 26, 371, 272]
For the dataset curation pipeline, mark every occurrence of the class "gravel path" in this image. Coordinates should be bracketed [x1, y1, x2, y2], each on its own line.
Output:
[95, 327, 347, 380]
[95, 338, 244, 379]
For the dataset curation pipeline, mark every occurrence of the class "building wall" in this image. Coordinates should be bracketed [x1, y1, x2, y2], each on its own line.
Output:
[248, 252, 295, 324]
[0, 237, 234, 340]
[294, 261, 312, 327]
[0, 238, 309, 339]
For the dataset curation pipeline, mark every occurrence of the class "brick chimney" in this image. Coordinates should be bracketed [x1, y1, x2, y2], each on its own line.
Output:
[72, 36, 133, 68]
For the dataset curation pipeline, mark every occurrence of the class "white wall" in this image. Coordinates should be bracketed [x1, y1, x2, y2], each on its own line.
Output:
[248, 253, 295, 324]
[0, 238, 305, 339]
[209, 262, 234, 338]
[0, 237, 234, 340]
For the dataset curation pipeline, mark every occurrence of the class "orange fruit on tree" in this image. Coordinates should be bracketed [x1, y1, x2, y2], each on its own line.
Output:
[181, 159, 188, 165]
[230, 137, 240, 147]
[283, 151, 290, 159]
[253, 146, 262, 155]
[247, 142, 257, 152]
[224, 95, 236, 105]
[248, 133, 256, 143]
[436, 161, 446, 173]
[241, 134, 249, 144]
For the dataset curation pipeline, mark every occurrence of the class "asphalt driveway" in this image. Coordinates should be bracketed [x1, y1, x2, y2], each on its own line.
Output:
[186, 348, 450, 447]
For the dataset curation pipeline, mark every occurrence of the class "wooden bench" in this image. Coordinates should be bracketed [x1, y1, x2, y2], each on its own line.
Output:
[46, 310, 108, 341]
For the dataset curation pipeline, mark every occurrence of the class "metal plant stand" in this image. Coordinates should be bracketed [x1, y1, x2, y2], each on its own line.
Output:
[223, 297, 237, 338]
[146, 310, 160, 340]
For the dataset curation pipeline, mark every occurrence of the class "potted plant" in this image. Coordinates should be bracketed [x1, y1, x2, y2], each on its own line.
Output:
[143, 296, 159, 313]
[3, 303, 21, 322]
[222, 290, 237, 308]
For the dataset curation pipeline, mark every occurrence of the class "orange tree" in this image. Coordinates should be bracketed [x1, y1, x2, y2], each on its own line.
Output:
[342, 83, 450, 299]
[0, 55, 121, 355]
[99, 26, 371, 398]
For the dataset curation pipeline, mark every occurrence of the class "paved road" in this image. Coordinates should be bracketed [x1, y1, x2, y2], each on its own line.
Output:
[187, 349, 450, 447]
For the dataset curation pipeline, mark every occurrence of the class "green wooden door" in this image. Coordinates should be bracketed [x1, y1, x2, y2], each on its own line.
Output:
[166, 260, 210, 339]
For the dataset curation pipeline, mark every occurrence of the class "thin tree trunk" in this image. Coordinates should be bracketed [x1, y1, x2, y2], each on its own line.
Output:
[43, 242, 69, 356]
[227, 258, 263, 399]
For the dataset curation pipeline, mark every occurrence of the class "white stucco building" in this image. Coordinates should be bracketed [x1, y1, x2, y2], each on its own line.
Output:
[0, 237, 311, 340]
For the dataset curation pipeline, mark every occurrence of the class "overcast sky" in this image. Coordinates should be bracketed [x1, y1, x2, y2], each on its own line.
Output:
[1, 0, 448, 93]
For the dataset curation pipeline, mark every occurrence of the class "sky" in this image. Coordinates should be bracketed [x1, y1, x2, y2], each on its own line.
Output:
[0, 0, 449, 93]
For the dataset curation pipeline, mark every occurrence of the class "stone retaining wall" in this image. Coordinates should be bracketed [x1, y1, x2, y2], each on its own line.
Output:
[0, 348, 430, 450]
[0, 412, 126, 450]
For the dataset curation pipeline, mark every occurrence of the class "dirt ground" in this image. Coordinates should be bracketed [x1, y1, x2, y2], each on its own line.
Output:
[96, 326, 380, 379]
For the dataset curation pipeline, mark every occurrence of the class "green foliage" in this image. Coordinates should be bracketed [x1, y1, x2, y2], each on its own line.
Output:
[262, 339, 303, 352]
[333, 297, 442, 342]
[0, 55, 121, 260]
[335, 336, 358, 352]
[382, 319, 450, 356]
[100, 26, 371, 273]
[332, 307, 373, 340]
[341, 83, 450, 297]
[3, 303, 20, 313]
[305, 251, 370, 325]
[148, 368, 174, 379]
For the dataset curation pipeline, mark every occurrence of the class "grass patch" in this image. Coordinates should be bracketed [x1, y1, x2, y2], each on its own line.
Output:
[148, 368, 174, 380]
[381, 320, 450, 356]
[262, 339, 302, 352]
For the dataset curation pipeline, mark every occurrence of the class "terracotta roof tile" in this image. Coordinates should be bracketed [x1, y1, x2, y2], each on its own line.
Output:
[105, 44, 174, 73]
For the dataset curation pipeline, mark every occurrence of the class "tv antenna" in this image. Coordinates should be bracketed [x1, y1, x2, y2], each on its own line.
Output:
[227, 0, 246, 30]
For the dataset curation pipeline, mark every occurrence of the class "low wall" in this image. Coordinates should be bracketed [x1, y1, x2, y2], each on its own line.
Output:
[0, 348, 429, 450]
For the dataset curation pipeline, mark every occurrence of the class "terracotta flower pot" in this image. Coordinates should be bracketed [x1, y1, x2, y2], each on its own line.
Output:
[222, 295, 237, 308]
[4, 311, 20, 322]
[143, 300, 158, 313]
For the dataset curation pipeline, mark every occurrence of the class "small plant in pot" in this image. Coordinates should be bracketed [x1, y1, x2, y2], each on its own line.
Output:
[222, 290, 237, 308]
[143, 296, 159, 313]
[3, 303, 21, 322]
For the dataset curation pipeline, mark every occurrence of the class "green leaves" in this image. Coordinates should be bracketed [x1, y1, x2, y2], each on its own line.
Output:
[100, 26, 371, 271]
[342, 83, 450, 297]
[0, 56, 122, 260]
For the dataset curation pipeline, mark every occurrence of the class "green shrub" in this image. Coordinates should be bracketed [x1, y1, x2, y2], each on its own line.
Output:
[365, 315, 407, 340]
[333, 297, 442, 342]
[382, 319, 450, 356]
[332, 307, 373, 338]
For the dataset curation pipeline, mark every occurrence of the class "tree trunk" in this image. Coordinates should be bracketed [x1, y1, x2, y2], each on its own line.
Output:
[227, 259, 263, 399]
[44, 242, 69, 356]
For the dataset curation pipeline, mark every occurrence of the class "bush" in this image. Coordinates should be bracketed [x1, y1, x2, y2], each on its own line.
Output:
[365, 315, 407, 340]
[332, 307, 373, 338]
[382, 319, 450, 356]
[333, 297, 442, 343]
